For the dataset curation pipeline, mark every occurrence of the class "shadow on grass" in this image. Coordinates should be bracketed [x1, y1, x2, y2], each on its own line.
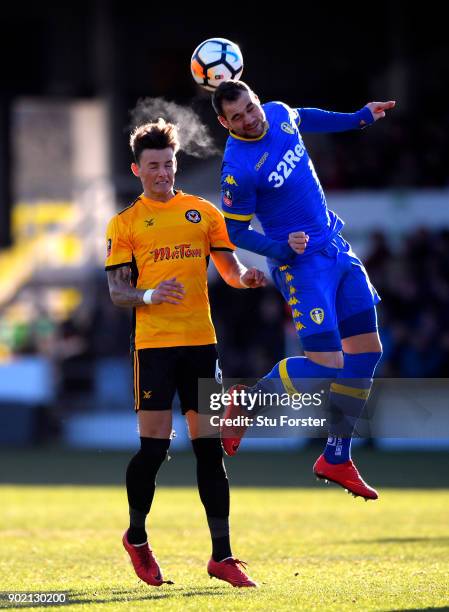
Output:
[389, 608, 449, 611]
[68, 585, 234, 604]
[341, 536, 449, 545]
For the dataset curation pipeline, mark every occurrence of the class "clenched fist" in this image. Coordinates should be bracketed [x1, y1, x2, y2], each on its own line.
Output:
[288, 231, 309, 255]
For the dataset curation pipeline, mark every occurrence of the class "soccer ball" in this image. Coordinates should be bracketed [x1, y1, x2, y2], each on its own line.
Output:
[191, 38, 244, 92]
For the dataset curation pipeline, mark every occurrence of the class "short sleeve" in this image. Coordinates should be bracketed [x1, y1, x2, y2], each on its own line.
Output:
[207, 205, 235, 252]
[220, 163, 257, 223]
[104, 215, 133, 270]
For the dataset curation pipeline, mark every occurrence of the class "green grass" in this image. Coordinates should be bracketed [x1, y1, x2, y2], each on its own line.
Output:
[1, 485, 449, 611]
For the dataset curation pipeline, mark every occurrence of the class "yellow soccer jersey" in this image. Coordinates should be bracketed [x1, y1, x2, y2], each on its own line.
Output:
[105, 190, 235, 349]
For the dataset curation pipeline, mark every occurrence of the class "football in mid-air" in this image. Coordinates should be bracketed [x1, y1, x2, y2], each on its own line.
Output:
[190, 38, 243, 92]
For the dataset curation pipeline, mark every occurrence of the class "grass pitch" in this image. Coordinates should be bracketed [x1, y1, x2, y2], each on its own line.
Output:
[1, 483, 449, 611]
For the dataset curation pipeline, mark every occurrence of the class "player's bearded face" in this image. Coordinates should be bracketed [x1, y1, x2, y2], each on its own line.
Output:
[132, 148, 177, 201]
[220, 91, 266, 139]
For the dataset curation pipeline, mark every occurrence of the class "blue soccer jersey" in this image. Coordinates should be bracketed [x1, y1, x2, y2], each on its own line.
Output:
[221, 101, 372, 265]
[220, 101, 379, 351]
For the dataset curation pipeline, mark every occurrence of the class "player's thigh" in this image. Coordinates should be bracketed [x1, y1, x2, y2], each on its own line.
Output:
[272, 260, 341, 352]
[133, 347, 177, 413]
[176, 344, 222, 435]
[185, 410, 201, 440]
[138, 410, 173, 438]
[342, 331, 382, 354]
[336, 256, 381, 341]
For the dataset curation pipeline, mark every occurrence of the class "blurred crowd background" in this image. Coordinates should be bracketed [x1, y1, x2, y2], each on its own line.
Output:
[0, 2, 448, 448]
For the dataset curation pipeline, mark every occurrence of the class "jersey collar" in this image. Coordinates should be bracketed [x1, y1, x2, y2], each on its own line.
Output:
[229, 121, 269, 142]
[140, 190, 183, 208]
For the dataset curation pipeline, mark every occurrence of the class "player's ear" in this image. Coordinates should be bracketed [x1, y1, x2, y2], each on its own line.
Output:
[131, 162, 140, 177]
[218, 115, 230, 130]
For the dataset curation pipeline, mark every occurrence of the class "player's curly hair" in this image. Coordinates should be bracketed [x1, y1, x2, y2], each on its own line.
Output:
[130, 118, 180, 163]
[212, 80, 254, 116]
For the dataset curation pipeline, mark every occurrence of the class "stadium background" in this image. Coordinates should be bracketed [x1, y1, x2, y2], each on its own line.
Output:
[1, 4, 449, 609]
[1, 2, 448, 454]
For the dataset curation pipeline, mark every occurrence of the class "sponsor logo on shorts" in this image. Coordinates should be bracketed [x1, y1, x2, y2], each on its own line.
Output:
[143, 390, 152, 399]
[310, 308, 325, 325]
[185, 209, 201, 223]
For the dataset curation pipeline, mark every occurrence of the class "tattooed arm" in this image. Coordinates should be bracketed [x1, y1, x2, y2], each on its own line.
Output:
[107, 266, 185, 307]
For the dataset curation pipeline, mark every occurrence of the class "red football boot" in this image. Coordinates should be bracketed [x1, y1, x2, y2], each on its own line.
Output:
[122, 530, 164, 586]
[220, 384, 250, 456]
[207, 557, 257, 587]
[313, 454, 379, 500]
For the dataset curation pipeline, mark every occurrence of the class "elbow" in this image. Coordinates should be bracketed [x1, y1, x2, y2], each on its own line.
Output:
[222, 269, 236, 286]
[109, 288, 121, 306]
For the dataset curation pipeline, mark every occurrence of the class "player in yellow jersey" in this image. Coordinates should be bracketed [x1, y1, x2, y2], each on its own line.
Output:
[105, 118, 265, 587]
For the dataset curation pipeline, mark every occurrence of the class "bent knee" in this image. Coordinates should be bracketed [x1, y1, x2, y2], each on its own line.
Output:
[342, 332, 382, 354]
[305, 351, 344, 369]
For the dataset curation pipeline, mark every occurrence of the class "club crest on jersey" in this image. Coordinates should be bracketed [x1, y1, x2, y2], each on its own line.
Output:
[223, 189, 233, 207]
[281, 122, 295, 135]
[106, 238, 112, 257]
[224, 174, 238, 186]
[185, 209, 201, 223]
[310, 308, 325, 325]
[145, 218, 154, 227]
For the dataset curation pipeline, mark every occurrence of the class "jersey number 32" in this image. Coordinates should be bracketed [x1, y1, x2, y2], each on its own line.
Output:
[268, 142, 305, 189]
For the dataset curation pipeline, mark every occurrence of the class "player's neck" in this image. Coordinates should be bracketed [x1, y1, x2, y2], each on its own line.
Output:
[144, 189, 176, 203]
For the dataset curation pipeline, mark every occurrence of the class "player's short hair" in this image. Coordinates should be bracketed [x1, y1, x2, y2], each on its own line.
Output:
[212, 80, 254, 116]
[130, 118, 180, 163]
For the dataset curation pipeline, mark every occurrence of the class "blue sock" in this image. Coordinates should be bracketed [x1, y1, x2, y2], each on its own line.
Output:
[324, 436, 352, 464]
[324, 352, 382, 464]
[254, 355, 339, 397]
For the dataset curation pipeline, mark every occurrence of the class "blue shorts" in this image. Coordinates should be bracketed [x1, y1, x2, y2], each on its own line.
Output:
[271, 234, 380, 351]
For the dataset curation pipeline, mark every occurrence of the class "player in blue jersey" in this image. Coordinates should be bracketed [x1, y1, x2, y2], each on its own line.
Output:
[212, 80, 396, 500]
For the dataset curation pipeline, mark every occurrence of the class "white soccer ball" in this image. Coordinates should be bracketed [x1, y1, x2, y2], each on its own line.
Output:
[191, 38, 244, 92]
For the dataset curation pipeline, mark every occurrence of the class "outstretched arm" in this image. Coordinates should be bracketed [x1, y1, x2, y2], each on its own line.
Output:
[211, 250, 266, 289]
[297, 100, 396, 132]
[361, 100, 396, 125]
